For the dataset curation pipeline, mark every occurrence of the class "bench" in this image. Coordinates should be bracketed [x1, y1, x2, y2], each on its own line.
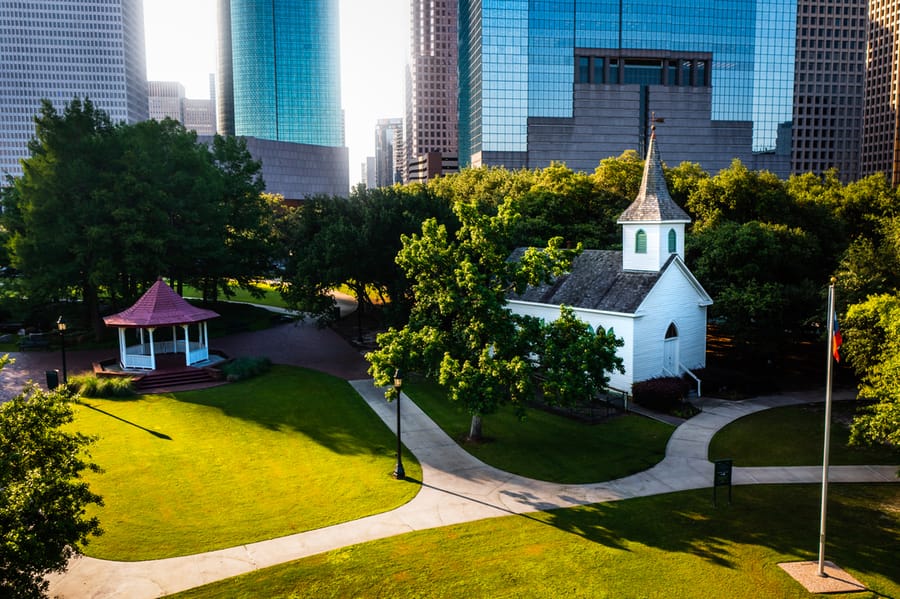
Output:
[18, 335, 51, 351]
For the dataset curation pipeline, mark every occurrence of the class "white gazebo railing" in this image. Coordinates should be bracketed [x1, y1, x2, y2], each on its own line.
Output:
[116, 322, 211, 370]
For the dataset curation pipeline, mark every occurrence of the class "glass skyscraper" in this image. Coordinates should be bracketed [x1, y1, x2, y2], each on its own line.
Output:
[459, 0, 798, 167]
[0, 0, 148, 178]
[218, 0, 343, 147]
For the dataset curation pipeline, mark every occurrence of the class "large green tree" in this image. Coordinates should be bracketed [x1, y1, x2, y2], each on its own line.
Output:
[3, 99, 273, 336]
[279, 184, 455, 331]
[539, 306, 624, 407]
[0, 360, 103, 598]
[688, 220, 820, 354]
[842, 294, 900, 449]
[188, 134, 272, 301]
[512, 162, 626, 250]
[5, 99, 119, 336]
[367, 197, 624, 440]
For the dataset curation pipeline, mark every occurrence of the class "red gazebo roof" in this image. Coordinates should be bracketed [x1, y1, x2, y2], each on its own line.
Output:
[103, 278, 220, 328]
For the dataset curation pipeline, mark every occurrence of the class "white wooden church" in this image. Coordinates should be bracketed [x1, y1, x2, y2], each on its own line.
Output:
[508, 134, 713, 394]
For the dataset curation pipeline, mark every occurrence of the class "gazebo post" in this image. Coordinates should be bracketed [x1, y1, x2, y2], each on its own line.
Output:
[148, 327, 157, 370]
[118, 327, 126, 367]
[183, 324, 190, 365]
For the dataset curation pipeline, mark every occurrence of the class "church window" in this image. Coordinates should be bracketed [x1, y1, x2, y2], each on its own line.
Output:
[635, 229, 647, 253]
[665, 322, 679, 338]
[668, 229, 677, 253]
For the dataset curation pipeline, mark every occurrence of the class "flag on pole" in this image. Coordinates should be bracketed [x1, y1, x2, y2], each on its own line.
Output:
[832, 311, 842, 362]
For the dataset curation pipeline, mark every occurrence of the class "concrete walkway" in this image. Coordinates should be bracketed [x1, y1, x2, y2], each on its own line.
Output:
[46, 384, 898, 598]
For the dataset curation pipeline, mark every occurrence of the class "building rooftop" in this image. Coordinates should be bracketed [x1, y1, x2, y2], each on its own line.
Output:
[508, 249, 672, 314]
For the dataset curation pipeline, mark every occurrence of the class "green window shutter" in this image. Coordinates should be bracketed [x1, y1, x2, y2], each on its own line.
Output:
[668, 229, 677, 253]
[636, 229, 647, 254]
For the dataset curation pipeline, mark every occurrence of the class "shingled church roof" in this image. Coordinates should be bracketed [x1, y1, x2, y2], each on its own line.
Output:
[617, 134, 691, 223]
[508, 249, 672, 314]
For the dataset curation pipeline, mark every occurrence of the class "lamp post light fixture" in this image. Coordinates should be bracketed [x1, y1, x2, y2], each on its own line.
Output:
[392, 368, 405, 480]
[56, 316, 67, 385]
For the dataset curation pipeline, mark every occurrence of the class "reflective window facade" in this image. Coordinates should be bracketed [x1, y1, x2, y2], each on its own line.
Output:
[0, 0, 147, 178]
[459, 0, 798, 164]
[228, 0, 342, 147]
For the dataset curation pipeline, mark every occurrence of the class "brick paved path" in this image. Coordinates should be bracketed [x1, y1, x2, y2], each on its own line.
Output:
[1, 319, 371, 402]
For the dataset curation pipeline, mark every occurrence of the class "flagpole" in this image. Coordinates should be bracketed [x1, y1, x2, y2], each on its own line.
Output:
[817, 278, 836, 577]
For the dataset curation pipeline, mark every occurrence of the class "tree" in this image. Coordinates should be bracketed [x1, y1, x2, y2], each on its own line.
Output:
[279, 184, 454, 331]
[591, 149, 644, 201]
[4, 98, 118, 337]
[842, 294, 900, 449]
[539, 306, 624, 407]
[3, 100, 274, 336]
[366, 197, 584, 440]
[687, 220, 820, 355]
[512, 163, 625, 250]
[0, 362, 103, 598]
[685, 159, 797, 231]
[188, 134, 271, 301]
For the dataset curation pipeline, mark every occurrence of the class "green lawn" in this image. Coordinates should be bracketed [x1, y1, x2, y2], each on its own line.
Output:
[404, 378, 673, 484]
[169, 484, 900, 599]
[71, 366, 421, 561]
[709, 401, 900, 466]
[183, 281, 289, 309]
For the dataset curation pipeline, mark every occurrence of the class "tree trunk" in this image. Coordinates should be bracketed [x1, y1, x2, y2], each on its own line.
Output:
[468, 414, 483, 442]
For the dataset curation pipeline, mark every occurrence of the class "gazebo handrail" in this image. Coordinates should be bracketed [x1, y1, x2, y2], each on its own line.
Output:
[124, 340, 206, 355]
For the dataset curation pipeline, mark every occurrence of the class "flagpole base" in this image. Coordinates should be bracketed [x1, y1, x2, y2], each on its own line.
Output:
[778, 561, 866, 594]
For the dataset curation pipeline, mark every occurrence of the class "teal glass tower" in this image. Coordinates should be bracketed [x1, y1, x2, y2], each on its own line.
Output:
[219, 0, 343, 147]
[459, 0, 797, 169]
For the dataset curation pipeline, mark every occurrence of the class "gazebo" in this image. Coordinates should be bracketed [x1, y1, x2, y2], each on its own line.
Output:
[103, 278, 220, 371]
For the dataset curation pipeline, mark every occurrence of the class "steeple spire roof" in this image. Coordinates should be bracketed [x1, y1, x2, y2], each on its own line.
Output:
[617, 132, 691, 223]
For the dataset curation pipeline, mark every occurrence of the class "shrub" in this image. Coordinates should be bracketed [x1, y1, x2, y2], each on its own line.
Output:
[69, 373, 135, 398]
[219, 356, 272, 382]
[632, 376, 690, 413]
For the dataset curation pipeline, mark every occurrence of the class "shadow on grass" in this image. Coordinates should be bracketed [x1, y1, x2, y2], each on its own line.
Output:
[77, 400, 172, 440]
[170, 365, 395, 458]
[536, 484, 899, 585]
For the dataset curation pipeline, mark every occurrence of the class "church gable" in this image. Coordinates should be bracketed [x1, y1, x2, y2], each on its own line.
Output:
[632, 256, 713, 315]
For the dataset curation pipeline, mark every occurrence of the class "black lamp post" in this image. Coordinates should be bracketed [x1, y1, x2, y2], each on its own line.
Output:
[392, 369, 405, 480]
[56, 316, 67, 385]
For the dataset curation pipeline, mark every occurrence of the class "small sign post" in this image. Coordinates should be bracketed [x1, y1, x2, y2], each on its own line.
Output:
[713, 459, 733, 507]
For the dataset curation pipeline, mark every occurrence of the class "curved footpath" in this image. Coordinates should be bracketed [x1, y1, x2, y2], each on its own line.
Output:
[47, 383, 898, 599]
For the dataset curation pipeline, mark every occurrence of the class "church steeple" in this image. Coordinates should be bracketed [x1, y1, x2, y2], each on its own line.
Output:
[617, 131, 691, 272]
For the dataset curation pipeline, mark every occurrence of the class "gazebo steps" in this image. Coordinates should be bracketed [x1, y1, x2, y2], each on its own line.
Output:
[134, 368, 220, 393]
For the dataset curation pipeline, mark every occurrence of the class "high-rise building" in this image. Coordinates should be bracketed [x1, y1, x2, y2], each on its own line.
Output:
[365, 156, 377, 189]
[217, 0, 343, 147]
[0, 0, 148, 178]
[375, 118, 403, 187]
[149, 80, 217, 136]
[405, 0, 459, 182]
[457, 1, 797, 176]
[183, 99, 216, 136]
[216, 0, 348, 198]
[792, 0, 867, 183]
[148, 82, 187, 122]
[862, 0, 900, 184]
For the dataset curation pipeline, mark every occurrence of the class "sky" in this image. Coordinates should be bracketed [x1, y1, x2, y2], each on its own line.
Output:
[142, 0, 408, 186]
